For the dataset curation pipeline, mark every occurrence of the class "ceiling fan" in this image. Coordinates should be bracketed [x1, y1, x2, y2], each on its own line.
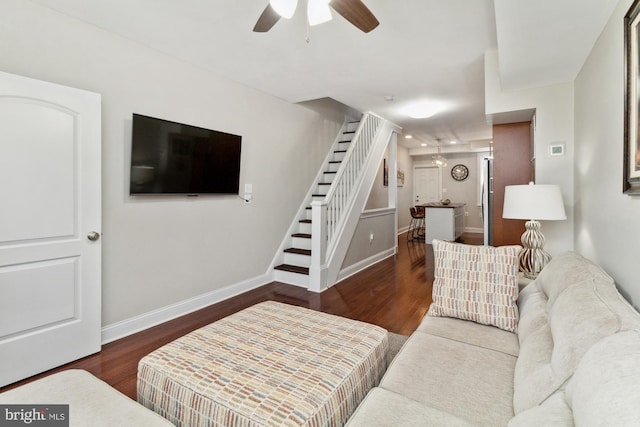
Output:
[253, 0, 379, 33]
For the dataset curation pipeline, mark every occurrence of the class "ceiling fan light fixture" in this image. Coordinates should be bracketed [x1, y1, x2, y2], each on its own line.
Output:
[270, 0, 298, 19]
[308, 0, 332, 26]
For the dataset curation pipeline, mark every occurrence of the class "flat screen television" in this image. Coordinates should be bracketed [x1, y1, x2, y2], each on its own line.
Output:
[129, 114, 242, 195]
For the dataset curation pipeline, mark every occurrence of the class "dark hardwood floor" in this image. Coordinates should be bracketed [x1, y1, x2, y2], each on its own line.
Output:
[1, 232, 483, 400]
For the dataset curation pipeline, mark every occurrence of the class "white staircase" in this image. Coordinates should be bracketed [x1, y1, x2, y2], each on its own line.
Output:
[272, 113, 399, 290]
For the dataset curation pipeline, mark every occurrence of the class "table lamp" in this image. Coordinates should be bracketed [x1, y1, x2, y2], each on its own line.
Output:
[502, 182, 566, 279]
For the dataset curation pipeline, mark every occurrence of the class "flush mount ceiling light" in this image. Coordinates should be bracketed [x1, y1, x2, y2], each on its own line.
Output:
[404, 101, 445, 119]
[254, 0, 379, 33]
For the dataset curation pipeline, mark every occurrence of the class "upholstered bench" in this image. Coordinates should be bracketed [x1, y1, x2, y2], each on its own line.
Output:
[0, 369, 173, 426]
[137, 301, 389, 426]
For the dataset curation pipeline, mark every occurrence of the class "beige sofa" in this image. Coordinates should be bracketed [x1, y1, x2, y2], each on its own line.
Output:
[3, 251, 639, 426]
[347, 251, 640, 426]
[0, 369, 173, 426]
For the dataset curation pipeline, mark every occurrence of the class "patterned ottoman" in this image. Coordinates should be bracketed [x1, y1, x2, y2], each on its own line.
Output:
[137, 301, 389, 427]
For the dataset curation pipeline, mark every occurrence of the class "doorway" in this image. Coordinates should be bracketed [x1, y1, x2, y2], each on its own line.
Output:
[413, 166, 441, 206]
[0, 71, 102, 387]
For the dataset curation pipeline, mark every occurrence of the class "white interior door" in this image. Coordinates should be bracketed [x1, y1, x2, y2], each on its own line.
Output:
[414, 166, 440, 205]
[0, 71, 101, 387]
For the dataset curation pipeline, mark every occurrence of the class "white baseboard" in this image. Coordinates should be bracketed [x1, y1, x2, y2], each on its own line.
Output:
[398, 225, 409, 235]
[465, 227, 483, 234]
[101, 273, 271, 344]
[102, 245, 410, 344]
[335, 247, 397, 284]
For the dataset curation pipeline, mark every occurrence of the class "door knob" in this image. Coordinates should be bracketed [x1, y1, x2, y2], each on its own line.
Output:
[87, 231, 101, 241]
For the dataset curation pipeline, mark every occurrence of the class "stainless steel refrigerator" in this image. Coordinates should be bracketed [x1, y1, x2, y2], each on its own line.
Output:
[481, 157, 494, 246]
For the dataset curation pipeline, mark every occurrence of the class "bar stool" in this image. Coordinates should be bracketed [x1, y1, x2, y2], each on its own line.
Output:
[408, 206, 425, 242]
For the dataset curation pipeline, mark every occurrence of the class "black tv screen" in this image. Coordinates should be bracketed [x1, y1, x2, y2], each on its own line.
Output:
[130, 114, 241, 195]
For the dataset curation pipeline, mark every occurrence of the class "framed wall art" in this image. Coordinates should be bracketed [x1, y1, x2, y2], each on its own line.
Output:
[624, 0, 640, 195]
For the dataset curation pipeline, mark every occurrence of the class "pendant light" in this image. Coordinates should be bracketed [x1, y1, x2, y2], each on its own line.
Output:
[432, 143, 447, 168]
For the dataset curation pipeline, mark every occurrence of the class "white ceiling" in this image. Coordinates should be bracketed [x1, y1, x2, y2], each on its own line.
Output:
[32, 0, 618, 150]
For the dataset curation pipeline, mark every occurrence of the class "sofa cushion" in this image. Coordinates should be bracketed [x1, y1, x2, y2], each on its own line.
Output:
[346, 387, 478, 427]
[417, 313, 519, 357]
[0, 369, 173, 426]
[565, 330, 640, 426]
[512, 330, 640, 426]
[380, 331, 516, 427]
[534, 251, 614, 307]
[507, 392, 572, 427]
[513, 253, 640, 414]
[516, 282, 548, 343]
[548, 279, 629, 378]
[514, 277, 629, 413]
[512, 322, 555, 413]
[429, 240, 521, 333]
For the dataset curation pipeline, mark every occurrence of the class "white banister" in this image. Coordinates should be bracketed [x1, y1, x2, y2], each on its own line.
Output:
[323, 113, 383, 250]
[309, 112, 396, 290]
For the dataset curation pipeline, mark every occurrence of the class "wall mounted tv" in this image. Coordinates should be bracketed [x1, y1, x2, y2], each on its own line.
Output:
[129, 113, 242, 195]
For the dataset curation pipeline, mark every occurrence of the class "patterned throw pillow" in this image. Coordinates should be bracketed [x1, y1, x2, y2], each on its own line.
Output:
[429, 240, 521, 333]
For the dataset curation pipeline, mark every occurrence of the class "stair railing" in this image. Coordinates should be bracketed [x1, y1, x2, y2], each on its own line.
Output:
[326, 113, 382, 247]
[310, 112, 388, 290]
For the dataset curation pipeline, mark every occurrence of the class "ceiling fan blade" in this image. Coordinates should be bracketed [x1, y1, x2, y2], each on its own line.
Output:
[329, 0, 379, 33]
[253, 4, 281, 32]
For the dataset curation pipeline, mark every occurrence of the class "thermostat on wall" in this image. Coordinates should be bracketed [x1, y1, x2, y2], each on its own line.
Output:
[549, 143, 565, 157]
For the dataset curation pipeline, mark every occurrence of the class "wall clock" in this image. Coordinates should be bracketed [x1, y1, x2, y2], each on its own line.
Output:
[451, 164, 469, 181]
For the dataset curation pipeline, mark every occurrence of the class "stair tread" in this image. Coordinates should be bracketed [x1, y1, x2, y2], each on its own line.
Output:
[318, 182, 330, 186]
[343, 131, 356, 134]
[275, 264, 310, 275]
[284, 248, 312, 256]
[292, 233, 312, 238]
[299, 219, 311, 224]
[329, 160, 342, 164]
[324, 171, 337, 174]
[334, 150, 347, 153]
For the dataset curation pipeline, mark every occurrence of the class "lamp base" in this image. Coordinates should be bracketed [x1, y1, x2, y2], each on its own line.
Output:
[519, 220, 551, 279]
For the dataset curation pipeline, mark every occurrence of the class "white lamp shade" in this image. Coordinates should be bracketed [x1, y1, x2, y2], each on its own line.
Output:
[502, 184, 567, 221]
[270, 0, 298, 19]
[308, 0, 332, 26]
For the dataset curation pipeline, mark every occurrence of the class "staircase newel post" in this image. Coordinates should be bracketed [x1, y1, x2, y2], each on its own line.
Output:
[309, 201, 328, 292]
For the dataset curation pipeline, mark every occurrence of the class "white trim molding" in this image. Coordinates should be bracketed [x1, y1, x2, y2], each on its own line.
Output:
[101, 274, 271, 344]
[335, 248, 397, 284]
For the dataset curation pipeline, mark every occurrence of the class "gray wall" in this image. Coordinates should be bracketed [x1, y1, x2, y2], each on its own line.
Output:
[341, 212, 396, 271]
[0, 0, 345, 326]
[365, 145, 413, 232]
[574, 0, 640, 308]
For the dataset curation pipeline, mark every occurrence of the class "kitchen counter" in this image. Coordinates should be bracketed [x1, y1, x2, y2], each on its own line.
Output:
[420, 203, 465, 243]
[420, 202, 466, 209]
